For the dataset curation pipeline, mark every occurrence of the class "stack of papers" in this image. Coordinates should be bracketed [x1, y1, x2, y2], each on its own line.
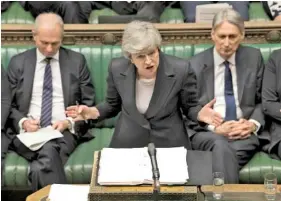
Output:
[98, 146, 188, 185]
[16, 126, 63, 151]
[196, 3, 233, 23]
[48, 184, 90, 201]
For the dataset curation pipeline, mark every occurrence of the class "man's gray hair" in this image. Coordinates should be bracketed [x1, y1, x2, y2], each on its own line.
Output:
[212, 8, 244, 34]
[34, 12, 64, 35]
[122, 21, 162, 58]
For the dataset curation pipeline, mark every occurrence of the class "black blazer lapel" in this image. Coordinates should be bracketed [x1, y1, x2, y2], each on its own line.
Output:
[59, 48, 70, 108]
[23, 49, 36, 113]
[202, 48, 215, 102]
[121, 63, 151, 130]
[145, 52, 176, 119]
[235, 46, 250, 104]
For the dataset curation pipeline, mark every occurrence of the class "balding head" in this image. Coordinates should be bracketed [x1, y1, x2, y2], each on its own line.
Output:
[34, 13, 64, 36]
[33, 13, 64, 57]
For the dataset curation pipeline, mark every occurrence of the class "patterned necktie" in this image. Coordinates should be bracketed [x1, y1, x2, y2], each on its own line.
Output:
[40, 57, 53, 127]
[224, 60, 237, 121]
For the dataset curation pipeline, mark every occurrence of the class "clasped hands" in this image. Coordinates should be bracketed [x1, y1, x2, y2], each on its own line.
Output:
[197, 99, 256, 140]
[215, 119, 256, 140]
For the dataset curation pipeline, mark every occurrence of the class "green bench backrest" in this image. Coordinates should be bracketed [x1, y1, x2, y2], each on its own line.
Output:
[2, 44, 280, 127]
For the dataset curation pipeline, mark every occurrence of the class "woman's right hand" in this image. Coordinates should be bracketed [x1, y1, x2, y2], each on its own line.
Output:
[66, 105, 100, 121]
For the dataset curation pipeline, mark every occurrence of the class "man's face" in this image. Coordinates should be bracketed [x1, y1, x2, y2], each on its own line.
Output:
[211, 21, 244, 59]
[131, 48, 160, 79]
[33, 24, 62, 57]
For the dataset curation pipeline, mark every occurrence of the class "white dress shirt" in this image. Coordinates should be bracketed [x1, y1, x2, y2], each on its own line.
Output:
[208, 49, 260, 134]
[19, 49, 75, 134]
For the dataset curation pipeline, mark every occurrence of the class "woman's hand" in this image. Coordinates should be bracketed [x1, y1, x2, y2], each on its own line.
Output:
[66, 105, 100, 121]
[197, 99, 223, 127]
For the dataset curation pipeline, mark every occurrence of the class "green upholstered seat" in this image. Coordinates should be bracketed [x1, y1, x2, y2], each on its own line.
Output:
[1, 43, 281, 187]
[1, 2, 270, 24]
[239, 152, 281, 184]
[249, 2, 270, 22]
[160, 8, 184, 24]
[1, 2, 34, 24]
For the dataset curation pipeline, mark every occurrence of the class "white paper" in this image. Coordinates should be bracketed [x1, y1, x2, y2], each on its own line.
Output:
[16, 126, 63, 151]
[48, 184, 90, 201]
[196, 3, 233, 23]
[98, 146, 189, 185]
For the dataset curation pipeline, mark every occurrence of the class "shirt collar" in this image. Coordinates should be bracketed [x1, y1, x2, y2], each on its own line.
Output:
[36, 48, 59, 63]
[213, 48, 236, 66]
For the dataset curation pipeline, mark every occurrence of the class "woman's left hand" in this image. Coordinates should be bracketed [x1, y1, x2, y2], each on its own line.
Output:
[197, 98, 223, 127]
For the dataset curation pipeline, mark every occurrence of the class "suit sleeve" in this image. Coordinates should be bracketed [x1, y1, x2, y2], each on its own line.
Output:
[7, 56, 26, 133]
[262, 51, 281, 122]
[249, 51, 265, 129]
[95, 60, 122, 120]
[1, 67, 11, 130]
[180, 61, 202, 122]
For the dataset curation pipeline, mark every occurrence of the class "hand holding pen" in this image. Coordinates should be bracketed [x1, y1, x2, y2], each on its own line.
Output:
[22, 115, 40, 132]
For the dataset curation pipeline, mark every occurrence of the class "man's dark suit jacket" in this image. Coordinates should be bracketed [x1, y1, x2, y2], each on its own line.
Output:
[1, 67, 12, 157]
[1, 67, 11, 131]
[94, 52, 202, 149]
[186, 45, 265, 137]
[6, 47, 95, 140]
[262, 49, 281, 154]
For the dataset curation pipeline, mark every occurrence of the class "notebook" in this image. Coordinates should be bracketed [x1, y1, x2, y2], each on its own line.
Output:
[97, 146, 189, 185]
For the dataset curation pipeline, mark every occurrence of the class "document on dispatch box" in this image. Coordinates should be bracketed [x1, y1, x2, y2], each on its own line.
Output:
[48, 184, 90, 201]
[98, 146, 189, 185]
[16, 126, 63, 151]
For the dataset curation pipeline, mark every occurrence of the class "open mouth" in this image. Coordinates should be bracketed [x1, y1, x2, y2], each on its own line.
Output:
[146, 66, 153, 70]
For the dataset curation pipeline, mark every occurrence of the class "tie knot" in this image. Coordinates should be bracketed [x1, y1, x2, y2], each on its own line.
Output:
[45, 57, 52, 64]
[224, 60, 229, 65]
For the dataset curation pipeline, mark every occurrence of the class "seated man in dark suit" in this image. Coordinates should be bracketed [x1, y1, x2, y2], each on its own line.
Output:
[262, 49, 281, 160]
[1, 67, 12, 185]
[186, 8, 263, 183]
[6, 13, 95, 191]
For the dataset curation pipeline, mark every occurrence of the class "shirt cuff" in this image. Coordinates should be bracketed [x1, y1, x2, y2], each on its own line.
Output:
[249, 119, 261, 135]
[66, 117, 76, 135]
[18, 117, 28, 133]
[207, 124, 215, 132]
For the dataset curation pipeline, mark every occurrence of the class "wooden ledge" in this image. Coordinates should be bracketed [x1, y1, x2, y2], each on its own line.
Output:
[2, 21, 281, 45]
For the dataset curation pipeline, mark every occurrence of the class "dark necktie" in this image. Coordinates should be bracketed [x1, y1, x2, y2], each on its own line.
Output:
[224, 61, 237, 121]
[40, 57, 53, 127]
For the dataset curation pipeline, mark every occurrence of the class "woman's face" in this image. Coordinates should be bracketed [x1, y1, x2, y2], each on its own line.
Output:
[131, 48, 159, 79]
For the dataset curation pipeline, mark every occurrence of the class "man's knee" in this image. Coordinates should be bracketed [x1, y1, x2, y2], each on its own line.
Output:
[212, 138, 235, 153]
[39, 141, 61, 160]
[60, 2, 75, 10]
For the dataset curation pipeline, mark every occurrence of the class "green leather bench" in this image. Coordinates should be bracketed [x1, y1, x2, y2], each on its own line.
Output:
[1, 44, 281, 190]
[1, 2, 270, 24]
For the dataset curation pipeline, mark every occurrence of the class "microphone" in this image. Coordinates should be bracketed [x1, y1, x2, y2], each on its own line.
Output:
[148, 143, 160, 194]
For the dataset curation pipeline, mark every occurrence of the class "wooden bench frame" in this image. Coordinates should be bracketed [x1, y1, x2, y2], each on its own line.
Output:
[2, 21, 281, 45]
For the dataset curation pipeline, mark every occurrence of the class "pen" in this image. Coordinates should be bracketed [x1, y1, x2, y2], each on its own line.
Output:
[28, 115, 41, 128]
[28, 115, 35, 120]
